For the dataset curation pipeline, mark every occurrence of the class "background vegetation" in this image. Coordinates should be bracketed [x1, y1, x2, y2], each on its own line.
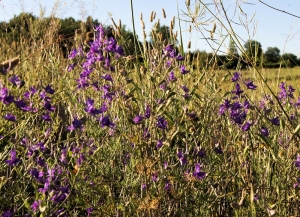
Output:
[0, 1, 300, 216]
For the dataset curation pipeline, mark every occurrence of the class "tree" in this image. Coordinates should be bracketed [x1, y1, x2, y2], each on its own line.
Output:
[243, 40, 262, 65]
[281, 53, 299, 67]
[225, 37, 240, 69]
[264, 47, 280, 63]
[227, 37, 238, 56]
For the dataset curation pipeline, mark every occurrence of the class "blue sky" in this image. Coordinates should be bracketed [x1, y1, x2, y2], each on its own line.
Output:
[1, 0, 299, 56]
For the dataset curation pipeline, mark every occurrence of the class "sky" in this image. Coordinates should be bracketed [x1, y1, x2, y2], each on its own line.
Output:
[0, 0, 300, 56]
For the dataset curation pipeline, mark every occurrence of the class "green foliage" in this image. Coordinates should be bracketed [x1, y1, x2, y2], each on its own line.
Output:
[264, 47, 281, 63]
[243, 40, 263, 66]
[1, 6, 300, 216]
[0, 13, 36, 43]
[227, 37, 239, 56]
[59, 17, 81, 37]
[281, 53, 299, 67]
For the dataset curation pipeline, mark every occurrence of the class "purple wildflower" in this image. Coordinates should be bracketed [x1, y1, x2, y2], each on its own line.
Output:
[24, 86, 37, 99]
[177, 151, 187, 165]
[87, 207, 93, 217]
[232, 83, 244, 96]
[41, 113, 51, 121]
[288, 85, 295, 98]
[242, 121, 252, 131]
[99, 115, 115, 128]
[92, 81, 100, 91]
[214, 145, 223, 155]
[36, 157, 46, 167]
[44, 102, 55, 112]
[245, 80, 257, 90]
[195, 148, 206, 158]
[102, 74, 113, 82]
[8, 75, 25, 87]
[44, 85, 55, 94]
[156, 140, 163, 149]
[231, 72, 240, 82]
[144, 105, 151, 118]
[219, 99, 231, 115]
[295, 155, 300, 169]
[80, 68, 94, 77]
[133, 115, 144, 124]
[164, 180, 172, 191]
[5, 149, 20, 167]
[67, 63, 77, 72]
[31, 200, 41, 212]
[30, 168, 44, 183]
[192, 163, 206, 180]
[51, 191, 67, 204]
[39, 91, 50, 102]
[76, 77, 89, 89]
[1, 210, 14, 217]
[278, 82, 287, 100]
[0, 87, 14, 105]
[270, 117, 280, 126]
[261, 127, 269, 137]
[181, 85, 189, 93]
[152, 172, 158, 182]
[68, 118, 84, 131]
[176, 54, 184, 61]
[166, 60, 172, 68]
[295, 97, 300, 107]
[3, 113, 16, 122]
[60, 147, 67, 164]
[169, 71, 177, 81]
[180, 65, 189, 74]
[85, 98, 102, 115]
[156, 116, 168, 130]
[115, 45, 124, 57]
[159, 83, 166, 90]
[164, 44, 174, 52]
[68, 48, 78, 59]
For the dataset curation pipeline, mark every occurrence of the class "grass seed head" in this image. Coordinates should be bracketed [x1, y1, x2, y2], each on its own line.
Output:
[111, 18, 117, 29]
[162, 8, 166, 18]
[118, 19, 122, 29]
[186, 0, 190, 7]
[211, 22, 216, 33]
[140, 20, 145, 29]
[150, 11, 154, 22]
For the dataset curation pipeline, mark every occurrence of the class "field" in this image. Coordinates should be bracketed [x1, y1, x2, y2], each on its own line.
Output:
[1, 1, 300, 217]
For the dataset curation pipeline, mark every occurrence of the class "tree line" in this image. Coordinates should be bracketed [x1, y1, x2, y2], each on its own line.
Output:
[1, 13, 299, 69]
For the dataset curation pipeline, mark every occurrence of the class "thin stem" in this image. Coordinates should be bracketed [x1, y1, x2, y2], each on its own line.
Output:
[130, 0, 138, 56]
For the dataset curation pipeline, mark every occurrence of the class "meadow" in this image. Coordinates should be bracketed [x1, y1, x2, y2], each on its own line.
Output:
[1, 1, 300, 216]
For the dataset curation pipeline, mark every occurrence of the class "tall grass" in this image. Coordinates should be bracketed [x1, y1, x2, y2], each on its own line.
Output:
[0, 1, 300, 216]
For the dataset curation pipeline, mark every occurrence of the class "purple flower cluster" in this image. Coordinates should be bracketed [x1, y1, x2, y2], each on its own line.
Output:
[5, 149, 20, 167]
[278, 82, 295, 102]
[177, 150, 187, 165]
[294, 155, 300, 188]
[68, 24, 123, 89]
[219, 72, 257, 132]
[67, 24, 123, 131]
[192, 163, 206, 180]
